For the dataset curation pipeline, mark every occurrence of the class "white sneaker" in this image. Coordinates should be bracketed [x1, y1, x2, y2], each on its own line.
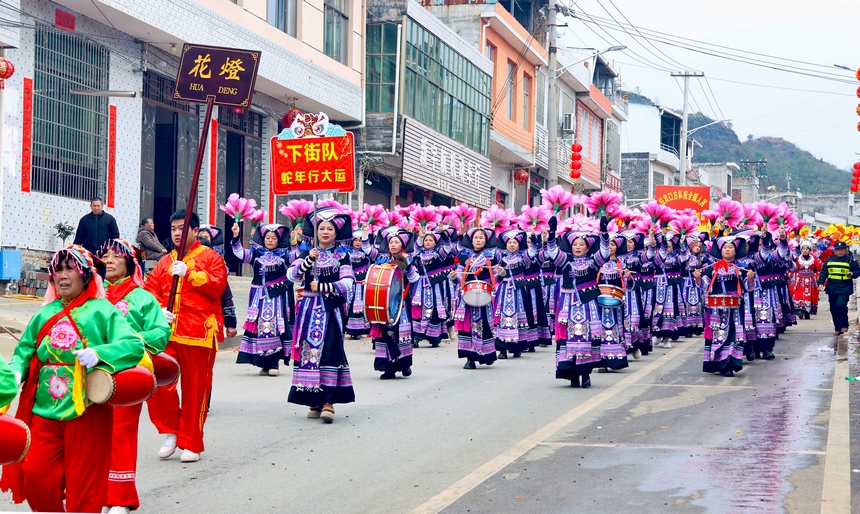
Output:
[108, 507, 130, 514]
[101, 508, 110, 514]
[268, 368, 280, 376]
[180, 449, 201, 462]
[158, 433, 177, 459]
[662, 342, 672, 349]
[633, 348, 642, 359]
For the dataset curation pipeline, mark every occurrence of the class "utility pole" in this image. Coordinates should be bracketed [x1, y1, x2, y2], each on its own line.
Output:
[547, 2, 559, 187]
[671, 71, 703, 186]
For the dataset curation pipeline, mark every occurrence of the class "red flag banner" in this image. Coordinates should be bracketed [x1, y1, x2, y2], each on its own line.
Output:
[654, 185, 710, 213]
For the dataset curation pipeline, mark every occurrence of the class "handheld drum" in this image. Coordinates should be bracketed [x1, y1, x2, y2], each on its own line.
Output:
[86, 365, 157, 407]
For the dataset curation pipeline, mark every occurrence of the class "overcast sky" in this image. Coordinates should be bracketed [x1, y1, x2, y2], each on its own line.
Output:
[558, 0, 859, 170]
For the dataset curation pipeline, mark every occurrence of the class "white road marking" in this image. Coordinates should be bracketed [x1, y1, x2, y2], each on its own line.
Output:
[820, 357, 850, 514]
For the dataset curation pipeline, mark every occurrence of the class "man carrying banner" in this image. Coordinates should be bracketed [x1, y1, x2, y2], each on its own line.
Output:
[145, 210, 227, 463]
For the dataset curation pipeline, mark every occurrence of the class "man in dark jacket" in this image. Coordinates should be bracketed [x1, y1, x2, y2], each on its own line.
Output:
[73, 197, 120, 254]
[818, 241, 860, 335]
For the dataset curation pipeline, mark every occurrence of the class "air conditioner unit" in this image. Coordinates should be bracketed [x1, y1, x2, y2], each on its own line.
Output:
[562, 113, 575, 134]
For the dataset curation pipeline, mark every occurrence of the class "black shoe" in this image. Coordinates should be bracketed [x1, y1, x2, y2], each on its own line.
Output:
[513, 352, 521, 358]
[463, 360, 476, 370]
[412, 341, 420, 349]
[745, 351, 755, 362]
[402, 367, 412, 377]
[581, 375, 592, 388]
[722, 370, 734, 377]
[380, 371, 396, 379]
[526, 347, 536, 353]
[570, 376, 580, 387]
[497, 350, 508, 360]
[763, 351, 775, 360]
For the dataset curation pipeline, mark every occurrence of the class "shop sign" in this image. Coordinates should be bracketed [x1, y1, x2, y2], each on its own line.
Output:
[402, 118, 492, 208]
[174, 44, 261, 107]
[655, 185, 710, 212]
[604, 172, 622, 193]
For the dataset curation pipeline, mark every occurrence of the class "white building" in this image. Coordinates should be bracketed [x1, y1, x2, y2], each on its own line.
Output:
[1, 0, 364, 282]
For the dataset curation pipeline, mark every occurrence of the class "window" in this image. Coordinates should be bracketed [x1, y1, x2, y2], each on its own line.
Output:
[590, 116, 600, 163]
[325, 0, 348, 64]
[486, 43, 495, 65]
[561, 92, 574, 132]
[535, 72, 545, 126]
[218, 108, 263, 138]
[267, 0, 297, 37]
[366, 24, 399, 113]
[32, 25, 109, 201]
[505, 61, 515, 120]
[579, 109, 589, 158]
[522, 74, 530, 130]
[402, 19, 492, 155]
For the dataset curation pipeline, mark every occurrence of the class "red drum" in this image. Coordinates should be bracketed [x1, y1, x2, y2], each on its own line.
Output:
[86, 365, 157, 407]
[0, 414, 30, 465]
[462, 280, 494, 307]
[707, 294, 740, 310]
[597, 284, 624, 308]
[364, 264, 404, 325]
[151, 352, 179, 387]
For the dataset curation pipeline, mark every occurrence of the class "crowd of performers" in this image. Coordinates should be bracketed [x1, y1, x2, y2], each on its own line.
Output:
[0, 191, 858, 513]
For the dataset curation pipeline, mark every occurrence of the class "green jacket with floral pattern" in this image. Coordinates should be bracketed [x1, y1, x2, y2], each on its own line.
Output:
[10, 298, 144, 421]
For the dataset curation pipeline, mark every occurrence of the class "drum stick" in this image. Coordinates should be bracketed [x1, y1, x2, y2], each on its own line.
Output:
[0, 325, 19, 342]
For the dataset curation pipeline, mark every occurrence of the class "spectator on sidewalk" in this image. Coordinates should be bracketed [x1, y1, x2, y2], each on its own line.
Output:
[137, 218, 168, 269]
[818, 241, 860, 335]
[73, 198, 120, 255]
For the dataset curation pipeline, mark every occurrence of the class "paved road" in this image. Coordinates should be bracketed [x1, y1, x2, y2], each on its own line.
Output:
[0, 291, 851, 513]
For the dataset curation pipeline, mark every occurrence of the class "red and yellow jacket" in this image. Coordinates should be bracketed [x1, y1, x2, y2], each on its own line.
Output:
[145, 241, 227, 348]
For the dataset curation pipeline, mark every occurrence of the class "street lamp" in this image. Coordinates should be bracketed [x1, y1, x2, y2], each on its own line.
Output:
[687, 119, 731, 136]
[548, 45, 625, 186]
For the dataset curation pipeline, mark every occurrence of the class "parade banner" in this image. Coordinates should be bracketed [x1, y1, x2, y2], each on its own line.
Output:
[174, 44, 261, 108]
[655, 185, 710, 213]
[270, 133, 356, 195]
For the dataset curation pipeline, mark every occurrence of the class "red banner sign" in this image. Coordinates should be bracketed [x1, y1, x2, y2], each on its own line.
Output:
[655, 185, 710, 212]
[107, 105, 117, 208]
[55, 9, 75, 31]
[21, 77, 32, 193]
[270, 133, 356, 195]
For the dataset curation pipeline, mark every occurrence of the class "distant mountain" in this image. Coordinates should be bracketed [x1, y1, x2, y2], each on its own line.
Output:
[688, 113, 848, 194]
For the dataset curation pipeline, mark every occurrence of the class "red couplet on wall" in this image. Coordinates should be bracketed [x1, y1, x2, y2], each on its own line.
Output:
[654, 185, 711, 213]
[107, 105, 117, 208]
[21, 77, 32, 193]
[270, 133, 356, 195]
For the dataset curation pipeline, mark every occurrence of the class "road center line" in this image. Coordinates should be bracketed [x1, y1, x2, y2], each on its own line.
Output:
[409, 343, 693, 514]
[641, 383, 832, 391]
[537, 441, 825, 455]
[820, 357, 850, 514]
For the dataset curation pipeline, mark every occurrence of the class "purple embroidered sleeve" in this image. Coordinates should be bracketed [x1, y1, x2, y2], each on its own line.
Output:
[231, 238, 253, 264]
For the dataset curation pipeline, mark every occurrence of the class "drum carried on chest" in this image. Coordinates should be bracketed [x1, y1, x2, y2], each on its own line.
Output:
[151, 352, 180, 387]
[86, 365, 157, 407]
[597, 284, 625, 308]
[0, 414, 30, 465]
[364, 264, 404, 325]
[462, 280, 494, 307]
[706, 294, 740, 310]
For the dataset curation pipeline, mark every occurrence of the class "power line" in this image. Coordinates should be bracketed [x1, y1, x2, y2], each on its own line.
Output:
[569, 9, 855, 83]
[605, 0, 689, 71]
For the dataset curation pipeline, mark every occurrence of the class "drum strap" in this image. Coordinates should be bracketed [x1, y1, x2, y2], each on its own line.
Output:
[596, 260, 625, 291]
[707, 260, 742, 297]
[460, 256, 496, 291]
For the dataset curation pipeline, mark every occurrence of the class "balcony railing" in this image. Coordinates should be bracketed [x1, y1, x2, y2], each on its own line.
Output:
[614, 90, 628, 115]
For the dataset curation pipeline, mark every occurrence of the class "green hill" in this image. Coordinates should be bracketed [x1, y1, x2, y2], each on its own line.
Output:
[688, 113, 848, 194]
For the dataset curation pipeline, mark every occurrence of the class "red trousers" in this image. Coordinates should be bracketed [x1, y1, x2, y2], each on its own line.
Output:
[147, 341, 216, 453]
[22, 404, 113, 513]
[107, 402, 142, 510]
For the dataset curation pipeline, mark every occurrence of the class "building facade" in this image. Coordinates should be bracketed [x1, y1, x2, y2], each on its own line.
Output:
[620, 97, 681, 205]
[1, 0, 364, 282]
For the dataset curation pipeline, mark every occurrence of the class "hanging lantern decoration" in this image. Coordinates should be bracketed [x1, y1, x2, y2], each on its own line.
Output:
[855, 163, 860, 170]
[852, 185, 860, 194]
[853, 169, 860, 178]
[856, 86, 860, 99]
[852, 177, 859, 186]
[570, 143, 583, 181]
[281, 108, 303, 128]
[513, 168, 529, 186]
[0, 57, 14, 90]
[856, 68, 860, 81]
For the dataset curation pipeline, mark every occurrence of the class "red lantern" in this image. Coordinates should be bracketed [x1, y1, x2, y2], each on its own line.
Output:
[852, 177, 859, 185]
[281, 108, 303, 128]
[855, 162, 860, 170]
[571, 143, 583, 153]
[513, 168, 529, 186]
[857, 104, 860, 116]
[853, 169, 860, 178]
[0, 57, 13, 90]
[857, 121, 860, 132]
[570, 169, 581, 180]
[856, 68, 860, 81]
[571, 152, 582, 161]
[571, 161, 582, 170]
[857, 86, 860, 99]
[852, 185, 860, 194]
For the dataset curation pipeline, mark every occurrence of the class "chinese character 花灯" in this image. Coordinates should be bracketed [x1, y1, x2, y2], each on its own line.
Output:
[189, 54, 212, 79]
[219, 57, 246, 81]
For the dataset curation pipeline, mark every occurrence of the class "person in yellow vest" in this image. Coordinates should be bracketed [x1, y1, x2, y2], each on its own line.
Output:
[817, 241, 860, 335]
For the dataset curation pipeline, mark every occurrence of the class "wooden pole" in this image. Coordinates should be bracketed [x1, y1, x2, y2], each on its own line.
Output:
[167, 96, 216, 312]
